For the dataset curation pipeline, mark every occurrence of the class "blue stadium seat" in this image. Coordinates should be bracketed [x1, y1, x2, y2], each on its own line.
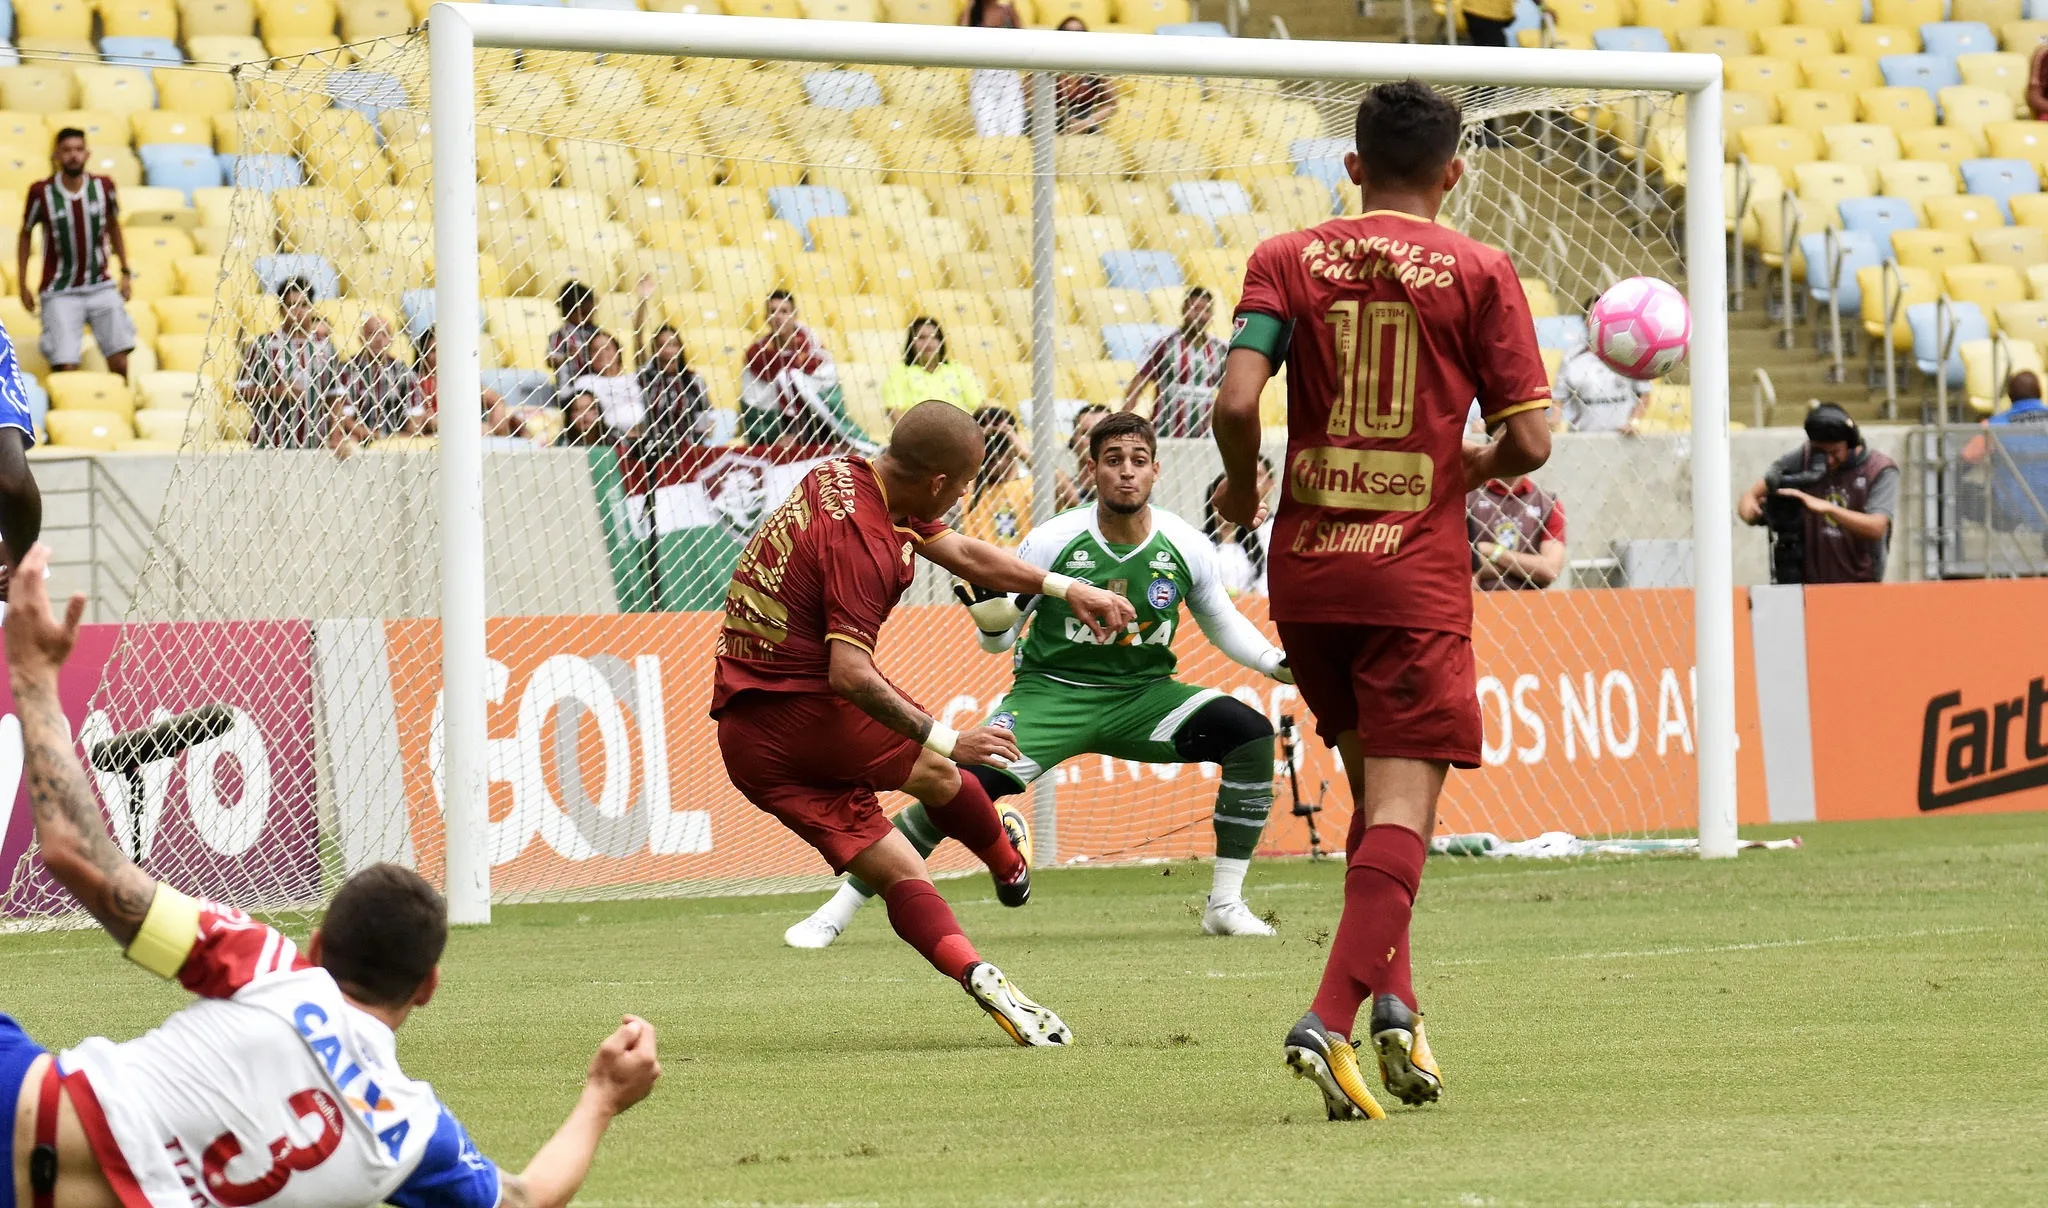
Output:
[254, 253, 341, 303]
[802, 70, 882, 110]
[1169, 181, 1251, 221]
[1919, 21, 1996, 57]
[101, 36, 183, 65]
[767, 185, 849, 249]
[222, 154, 305, 193]
[1799, 229, 1883, 316]
[138, 144, 224, 200]
[1534, 315, 1589, 350]
[22, 378, 47, 438]
[401, 289, 436, 340]
[1505, 0, 1543, 41]
[1294, 158, 1347, 195]
[1906, 300, 1988, 386]
[1101, 250, 1185, 291]
[1103, 323, 1176, 362]
[1839, 196, 1920, 247]
[1593, 26, 1671, 52]
[1880, 54, 1962, 103]
[1959, 158, 2040, 220]
[329, 71, 408, 120]
[1155, 21, 1229, 34]
[1290, 137, 1350, 165]
[483, 368, 553, 410]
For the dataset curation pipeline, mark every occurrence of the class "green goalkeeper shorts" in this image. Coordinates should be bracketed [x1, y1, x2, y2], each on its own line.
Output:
[981, 674, 1222, 794]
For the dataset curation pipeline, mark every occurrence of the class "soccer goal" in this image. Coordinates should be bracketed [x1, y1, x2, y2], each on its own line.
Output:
[2, 11, 1733, 929]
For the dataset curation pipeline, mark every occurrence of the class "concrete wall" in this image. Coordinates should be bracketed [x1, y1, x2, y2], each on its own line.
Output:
[40, 425, 1919, 623]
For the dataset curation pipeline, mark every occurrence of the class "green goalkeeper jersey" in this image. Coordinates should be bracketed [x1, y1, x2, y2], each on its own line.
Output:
[1001, 505, 1277, 690]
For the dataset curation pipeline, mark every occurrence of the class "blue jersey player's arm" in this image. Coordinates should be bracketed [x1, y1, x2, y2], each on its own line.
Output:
[0, 319, 41, 583]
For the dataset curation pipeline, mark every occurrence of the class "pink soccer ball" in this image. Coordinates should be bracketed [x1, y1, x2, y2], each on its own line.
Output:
[1587, 277, 1691, 381]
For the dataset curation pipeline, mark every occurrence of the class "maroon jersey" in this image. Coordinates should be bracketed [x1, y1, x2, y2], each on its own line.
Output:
[1234, 211, 1549, 635]
[710, 456, 948, 713]
[23, 173, 118, 294]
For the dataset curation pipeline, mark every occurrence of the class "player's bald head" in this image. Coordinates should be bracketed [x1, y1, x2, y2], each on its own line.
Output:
[887, 399, 985, 479]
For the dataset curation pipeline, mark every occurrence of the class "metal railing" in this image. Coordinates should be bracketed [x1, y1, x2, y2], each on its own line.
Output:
[1775, 190, 1799, 349]
[1878, 258, 1902, 419]
[1731, 155, 1753, 314]
[1933, 295, 1959, 430]
[1751, 365, 1775, 428]
[1821, 226, 1846, 383]
[32, 456, 179, 624]
[1914, 425, 2048, 579]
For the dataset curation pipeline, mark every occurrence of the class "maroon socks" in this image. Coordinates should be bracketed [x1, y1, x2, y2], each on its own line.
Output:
[881, 878, 980, 981]
[1309, 823, 1427, 1038]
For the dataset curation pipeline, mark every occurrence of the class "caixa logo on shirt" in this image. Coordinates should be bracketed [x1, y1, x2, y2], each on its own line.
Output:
[1917, 677, 2048, 810]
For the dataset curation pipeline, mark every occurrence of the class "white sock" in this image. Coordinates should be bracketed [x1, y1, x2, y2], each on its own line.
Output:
[816, 881, 870, 929]
[1211, 857, 1250, 904]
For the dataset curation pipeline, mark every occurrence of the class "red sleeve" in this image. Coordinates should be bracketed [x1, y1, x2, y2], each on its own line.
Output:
[820, 519, 900, 654]
[1542, 497, 1567, 544]
[1472, 256, 1552, 420]
[1233, 235, 1291, 321]
[176, 900, 314, 999]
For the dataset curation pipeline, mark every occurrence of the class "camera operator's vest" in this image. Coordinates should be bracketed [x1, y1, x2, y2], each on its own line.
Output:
[1804, 445, 1898, 583]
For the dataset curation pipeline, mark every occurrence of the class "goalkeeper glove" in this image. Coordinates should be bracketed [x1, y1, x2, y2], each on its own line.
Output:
[952, 578, 1020, 635]
[1257, 649, 1295, 685]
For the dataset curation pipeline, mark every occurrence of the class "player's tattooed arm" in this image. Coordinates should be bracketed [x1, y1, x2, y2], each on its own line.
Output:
[827, 638, 937, 742]
[2, 544, 155, 945]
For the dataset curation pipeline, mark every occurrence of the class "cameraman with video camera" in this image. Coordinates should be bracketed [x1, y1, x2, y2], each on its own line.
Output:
[1737, 403, 1899, 584]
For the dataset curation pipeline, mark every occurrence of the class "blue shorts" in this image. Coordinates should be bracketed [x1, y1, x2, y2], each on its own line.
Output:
[0, 1014, 47, 1208]
[0, 323, 36, 446]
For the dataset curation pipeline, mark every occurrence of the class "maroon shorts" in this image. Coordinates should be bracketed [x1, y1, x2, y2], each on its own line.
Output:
[715, 689, 924, 873]
[1277, 622, 1481, 769]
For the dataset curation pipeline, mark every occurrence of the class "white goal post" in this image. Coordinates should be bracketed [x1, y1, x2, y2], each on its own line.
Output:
[423, 4, 1735, 924]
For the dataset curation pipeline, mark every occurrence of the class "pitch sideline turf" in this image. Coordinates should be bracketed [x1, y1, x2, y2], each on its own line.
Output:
[7, 812, 2046, 1207]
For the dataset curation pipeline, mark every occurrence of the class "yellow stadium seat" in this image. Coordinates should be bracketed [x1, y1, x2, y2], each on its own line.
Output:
[1939, 86, 2017, 134]
[847, 105, 939, 148]
[1054, 215, 1132, 261]
[688, 185, 770, 243]
[943, 250, 1025, 292]
[1206, 212, 1281, 250]
[1546, 0, 1624, 31]
[1859, 85, 1939, 131]
[182, 0, 258, 36]
[800, 0, 879, 16]
[881, 0, 957, 21]
[1873, 0, 1941, 23]
[721, 0, 801, 14]
[153, 295, 215, 335]
[1128, 138, 1204, 181]
[1972, 224, 2048, 266]
[1719, 90, 1778, 156]
[1759, 24, 1838, 56]
[48, 371, 136, 418]
[1957, 51, 2029, 105]
[1249, 175, 1337, 228]
[1857, 262, 1937, 346]
[1754, 191, 1814, 280]
[262, 0, 339, 37]
[1793, 161, 1872, 216]
[1115, 0, 1190, 29]
[152, 332, 207, 369]
[929, 182, 1025, 229]
[1737, 124, 1822, 173]
[1678, 24, 1752, 55]
[634, 147, 719, 195]
[2009, 192, 2048, 227]
[1985, 119, 2048, 170]
[1994, 298, 2048, 344]
[102, 0, 181, 37]
[1924, 193, 2008, 233]
[123, 185, 197, 230]
[718, 138, 805, 191]
[184, 34, 266, 65]
[1953, 0, 2022, 23]
[15, 0, 93, 39]
[1879, 160, 1959, 211]
[1901, 126, 1986, 167]
[2001, 18, 2048, 48]
[961, 135, 1033, 184]
[1059, 359, 1128, 403]
[1712, 0, 1785, 27]
[1071, 287, 1158, 328]
[1779, 88, 1859, 129]
[1961, 335, 2043, 412]
[131, 109, 215, 148]
[13, 34, 92, 57]
[1178, 247, 1246, 299]
[1893, 228, 1978, 271]
[0, 67, 77, 114]
[692, 245, 784, 307]
[1724, 56, 1799, 97]
[1633, 0, 1708, 30]
[2028, 263, 2048, 298]
[45, 410, 132, 449]
[1821, 121, 1903, 171]
[1792, 0, 1861, 26]
[0, 112, 42, 146]
[1947, 264, 2030, 321]
[339, 0, 411, 39]
[1843, 23, 1919, 56]
[1134, 213, 1213, 257]
[1803, 55, 1881, 93]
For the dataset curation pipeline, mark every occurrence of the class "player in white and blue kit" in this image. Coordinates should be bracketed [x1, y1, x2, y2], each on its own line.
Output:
[0, 319, 44, 597]
[0, 544, 659, 1208]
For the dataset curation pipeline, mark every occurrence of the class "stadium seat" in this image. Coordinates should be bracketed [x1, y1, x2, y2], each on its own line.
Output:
[1072, 288, 1157, 329]
[47, 371, 134, 419]
[340, 0, 412, 39]
[1720, 90, 1777, 155]
[1922, 20, 1999, 57]
[1632, 0, 1707, 31]
[1939, 85, 2018, 133]
[1792, 0, 1861, 28]
[123, 184, 198, 229]
[133, 110, 213, 148]
[1724, 55, 1799, 96]
[1945, 263, 2029, 319]
[1101, 322, 1173, 363]
[1759, 24, 1838, 57]
[767, 186, 852, 250]
[802, 70, 883, 111]
[1880, 54, 1963, 104]
[1902, 126, 1986, 167]
[1973, 223, 2048, 265]
[1893, 227, 1979, 270]
[1960, 335, 2044, 412]
[1794, 161, 1874, 215]
[1822, 122, 1903, 171]
[252, 252, 339, 300]
[1805, 56, 1881, 96]
[1907, 299, 1989, 384]
[1960, 157, 2041, 218]
[1535, 314, 1591, 350]
[1676, 25, 1752, 53]
[1843, 24, 1920, 56]
[1860, 84, 1941, 130]
[1593, 26, 1671, 51]
[45, 410, 131, 449]
[1737, 124, 1822, 172]
[1993, 298, 2048, 345]
[1875, 0, 1943, 24]
[100, 35, 182, 65]
[1781, 89, 1860, 129]
[1957, 50, 2030, 103]
[1998, 16, 2048, 46]
[1101, 250, 1184, 292]
[1858, 262, 1923, 356]
[1840, 194, 1922, 243]
[0, 66, 77, 113]
[14, 0, 93, 39]
[1167, 181, 1252, 223]
[2027, 262, 2048, 299]
[224, 154, 305, 193]
[139, 143, 224, 199]
[1876, 158, 1961, 210]
[1985, 119, 2048, 173]
[1924, 193, 2007, 232]
[1953, 0, 2020, 22]
[1800, 228, 1885, 317]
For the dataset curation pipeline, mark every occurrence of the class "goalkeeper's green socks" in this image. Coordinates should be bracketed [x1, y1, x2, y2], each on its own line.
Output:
[1210, 736, 1275, 901]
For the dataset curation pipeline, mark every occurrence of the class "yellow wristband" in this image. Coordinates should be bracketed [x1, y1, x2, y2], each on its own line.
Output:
[126, 884, 200, 980]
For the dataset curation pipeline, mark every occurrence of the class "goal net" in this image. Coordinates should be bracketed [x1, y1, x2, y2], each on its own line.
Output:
[0, 18, 1731, 928]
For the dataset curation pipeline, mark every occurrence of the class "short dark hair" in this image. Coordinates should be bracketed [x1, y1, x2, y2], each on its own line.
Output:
[903, 316, 947, 366]
[1088, 410, 1157, 460]
[318, 863, 448, 1008]
[2007, 369, 2041, 401]
[1354, 80, 1463, 189]
[557, 280, 595, 317]
[766, 288, 796, 306]
[277, 275, 314, 303]
[1184, 287, 1213, 306]
[51, 127, 85, 148]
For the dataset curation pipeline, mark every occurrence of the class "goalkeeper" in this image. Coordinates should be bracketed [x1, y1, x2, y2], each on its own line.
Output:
[785, 412, 1294, 947]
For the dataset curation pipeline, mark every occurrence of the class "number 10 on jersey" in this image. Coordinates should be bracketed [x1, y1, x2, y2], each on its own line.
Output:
[1324, 300, 1420, 441]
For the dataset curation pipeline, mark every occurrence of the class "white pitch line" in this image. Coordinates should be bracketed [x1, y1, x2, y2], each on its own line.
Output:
[1430, 923, 2027, 968]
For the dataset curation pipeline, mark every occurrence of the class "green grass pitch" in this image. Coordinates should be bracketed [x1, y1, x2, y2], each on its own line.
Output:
[9, 812, 2048, 1207]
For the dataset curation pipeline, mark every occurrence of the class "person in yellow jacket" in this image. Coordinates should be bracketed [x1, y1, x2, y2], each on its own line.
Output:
[882, 316, 984, 424]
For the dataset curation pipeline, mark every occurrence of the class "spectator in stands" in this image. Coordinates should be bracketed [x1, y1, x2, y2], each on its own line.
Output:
[574, 330, 646, 439]
[633, 277, 712, 452]
[547, 280, 604, 394]
[1737, 404, 1899, 584]
[1122, 287, 1229, 438]
[1203, 460, 1277, 597]
[2027, 44, 2048, 120]
[328, 314, 415, 450]
[237, 276, 339, 450]
[881, 316, 983, 424]
[962, 0, 1029, 137]
[480, 387, 525, 446]
[557, 390, 608, 448]
[1054, 19, 1117, 134]
[741, 289, 857, 448]
[401, 327, 438, 436]
[960, 407, 1033, 547]
[1553, 304, 1651, 433]
[1055, 402, 1111, 510]
[1467, 476, 1567, 590]
[18, 127, 134, 376]
[1964, 370, 2048, 464]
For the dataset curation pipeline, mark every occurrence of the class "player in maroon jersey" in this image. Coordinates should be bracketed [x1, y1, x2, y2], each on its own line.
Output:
[712, 401, 1135, 1046]
[1211, 81, 1554, 1118]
